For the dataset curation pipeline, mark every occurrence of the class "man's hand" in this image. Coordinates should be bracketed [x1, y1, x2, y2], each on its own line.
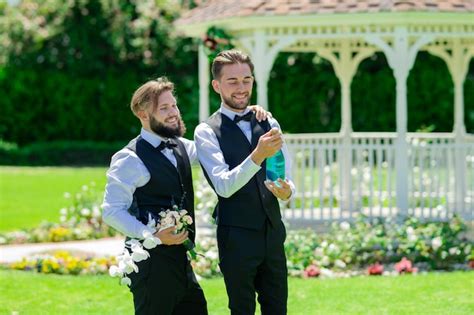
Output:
[248, 105, 273, 122]
[251, 128, 282, 165]
[154, 226, 188, 245]
[265, 178, 292, 200]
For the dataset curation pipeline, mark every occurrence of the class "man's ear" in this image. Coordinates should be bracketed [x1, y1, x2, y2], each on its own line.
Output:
[136, 109, 148, 121]
[211, 79, 220, 94]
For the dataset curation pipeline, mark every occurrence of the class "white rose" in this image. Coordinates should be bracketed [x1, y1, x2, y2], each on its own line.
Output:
[117, 250, 139, 274]
[314, 247, 324, 257]
[161, 217, 175, 229]
[431, 237, 442, 251]
[183, 215, 193, 225]
[119, 260, 135, 274]
[120, 276, 131, 286]
[335, 259, 346, 269]
[92, 206, 101, 218]
[340, 222, 350, 231]
[170, 211, 179, 219]
[80, 208, 90, 216]
[320, 268, 334, 278]
[131, 244, 150, 262]
[143, 237, 159, 249]
[321, 256, 330, 266]
[328, 244, 339, 254]
[109, 265, 123, 277]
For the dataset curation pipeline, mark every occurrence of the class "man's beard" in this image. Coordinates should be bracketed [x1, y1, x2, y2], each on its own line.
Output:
[221, 92, 251, 111]
[149, 115, 186, 138]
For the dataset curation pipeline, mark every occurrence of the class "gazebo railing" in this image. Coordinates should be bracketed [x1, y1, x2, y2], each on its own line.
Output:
[284, 132, 473, 224]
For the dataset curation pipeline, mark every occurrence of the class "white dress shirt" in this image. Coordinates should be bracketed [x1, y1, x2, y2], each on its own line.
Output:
[102, 128, 196, 239]
[194, 105, 295, 199]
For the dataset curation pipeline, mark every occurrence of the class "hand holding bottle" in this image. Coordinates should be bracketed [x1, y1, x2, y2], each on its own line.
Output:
[265, 178, 292, 200]
[251, 127, 282, 165]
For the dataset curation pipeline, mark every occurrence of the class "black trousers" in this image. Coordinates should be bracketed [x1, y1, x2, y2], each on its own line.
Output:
[217, 220, 288, 315]
[128, 245, 208, 315]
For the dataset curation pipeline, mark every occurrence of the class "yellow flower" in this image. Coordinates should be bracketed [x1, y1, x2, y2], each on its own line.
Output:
[48, 227, 72, 242]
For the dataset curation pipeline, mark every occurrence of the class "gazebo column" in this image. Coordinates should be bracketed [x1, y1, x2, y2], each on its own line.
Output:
[198, 43, 210, 121]
[427, 39, 473, 212]
[317, 42, 375, 212]
[366, 27, 434, 214]
[240, 32, 298, 109]
[253, 30, 271, 109]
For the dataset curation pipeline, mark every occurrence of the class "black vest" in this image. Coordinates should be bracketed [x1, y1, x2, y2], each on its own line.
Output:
[126, 136, 195, 242]
[202, 112, 281, 230]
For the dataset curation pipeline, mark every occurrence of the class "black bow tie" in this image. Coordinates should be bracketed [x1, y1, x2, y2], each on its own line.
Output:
[233, 112, 253, 123]
[157, 140, 177, 151]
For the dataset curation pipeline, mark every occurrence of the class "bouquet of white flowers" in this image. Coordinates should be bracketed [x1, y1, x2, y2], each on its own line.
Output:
[109, 205, 195, 286]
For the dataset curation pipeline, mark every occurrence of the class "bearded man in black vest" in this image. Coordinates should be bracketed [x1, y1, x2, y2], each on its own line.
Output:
[195, 50, 295, 315]
[102, 77, 207, 315]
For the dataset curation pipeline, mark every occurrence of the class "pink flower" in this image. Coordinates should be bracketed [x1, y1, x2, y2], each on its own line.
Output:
[203, 37, 217, 50]
[395, 257, 417, 274]
[303, 264, 320, 278]
[367, 262, 384, 275]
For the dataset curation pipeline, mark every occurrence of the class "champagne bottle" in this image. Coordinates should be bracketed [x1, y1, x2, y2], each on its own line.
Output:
[266, 149, 285, 185]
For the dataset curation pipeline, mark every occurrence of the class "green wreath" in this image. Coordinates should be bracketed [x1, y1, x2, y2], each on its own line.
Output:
[202, 26, 234, 62]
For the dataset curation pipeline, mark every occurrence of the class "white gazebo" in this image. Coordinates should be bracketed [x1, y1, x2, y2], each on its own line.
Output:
[176, 0, 474, 224]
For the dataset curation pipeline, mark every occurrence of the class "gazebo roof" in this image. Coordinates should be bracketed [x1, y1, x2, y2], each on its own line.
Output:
[176, 0, 473, 26]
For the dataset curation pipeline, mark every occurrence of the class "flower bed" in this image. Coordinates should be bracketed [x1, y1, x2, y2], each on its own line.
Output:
[8, 250, 116, 276]
[6, 214, 474, 279]
[286, 215, 472, 277]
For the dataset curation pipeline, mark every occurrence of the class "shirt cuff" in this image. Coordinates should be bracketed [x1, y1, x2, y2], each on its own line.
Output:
[246, 155, 262, 172]
[282, 180, 296, 201]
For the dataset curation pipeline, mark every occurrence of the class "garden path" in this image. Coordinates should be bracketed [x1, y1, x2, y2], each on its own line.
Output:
[0, 226, 215, 263]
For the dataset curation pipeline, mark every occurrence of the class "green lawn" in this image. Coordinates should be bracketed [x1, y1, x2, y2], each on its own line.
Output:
[0, 166, 107, 232]
[0, 270, 472, 314]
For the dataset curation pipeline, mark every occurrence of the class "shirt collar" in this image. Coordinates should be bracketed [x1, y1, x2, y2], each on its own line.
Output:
[219, 104, 251, 121]
[140, 128, 168, 148]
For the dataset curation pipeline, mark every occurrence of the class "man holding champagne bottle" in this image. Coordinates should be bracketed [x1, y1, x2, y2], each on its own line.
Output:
[194, 49, 295, 315]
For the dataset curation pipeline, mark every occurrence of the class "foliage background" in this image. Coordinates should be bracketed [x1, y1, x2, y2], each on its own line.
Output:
[0, 0, 473, 164]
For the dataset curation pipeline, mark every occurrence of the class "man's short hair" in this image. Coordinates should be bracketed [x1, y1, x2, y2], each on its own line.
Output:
[211, 50, 254, 80]
[130, 77, 174, 116]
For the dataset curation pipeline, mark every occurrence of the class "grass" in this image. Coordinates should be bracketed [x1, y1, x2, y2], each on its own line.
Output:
[0, 166, 107, 232]
[0, 166, 206, 233]
[0, 270, 472, 314]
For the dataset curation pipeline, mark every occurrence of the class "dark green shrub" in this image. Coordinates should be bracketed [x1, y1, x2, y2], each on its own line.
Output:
[0, 140, 126, 166]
